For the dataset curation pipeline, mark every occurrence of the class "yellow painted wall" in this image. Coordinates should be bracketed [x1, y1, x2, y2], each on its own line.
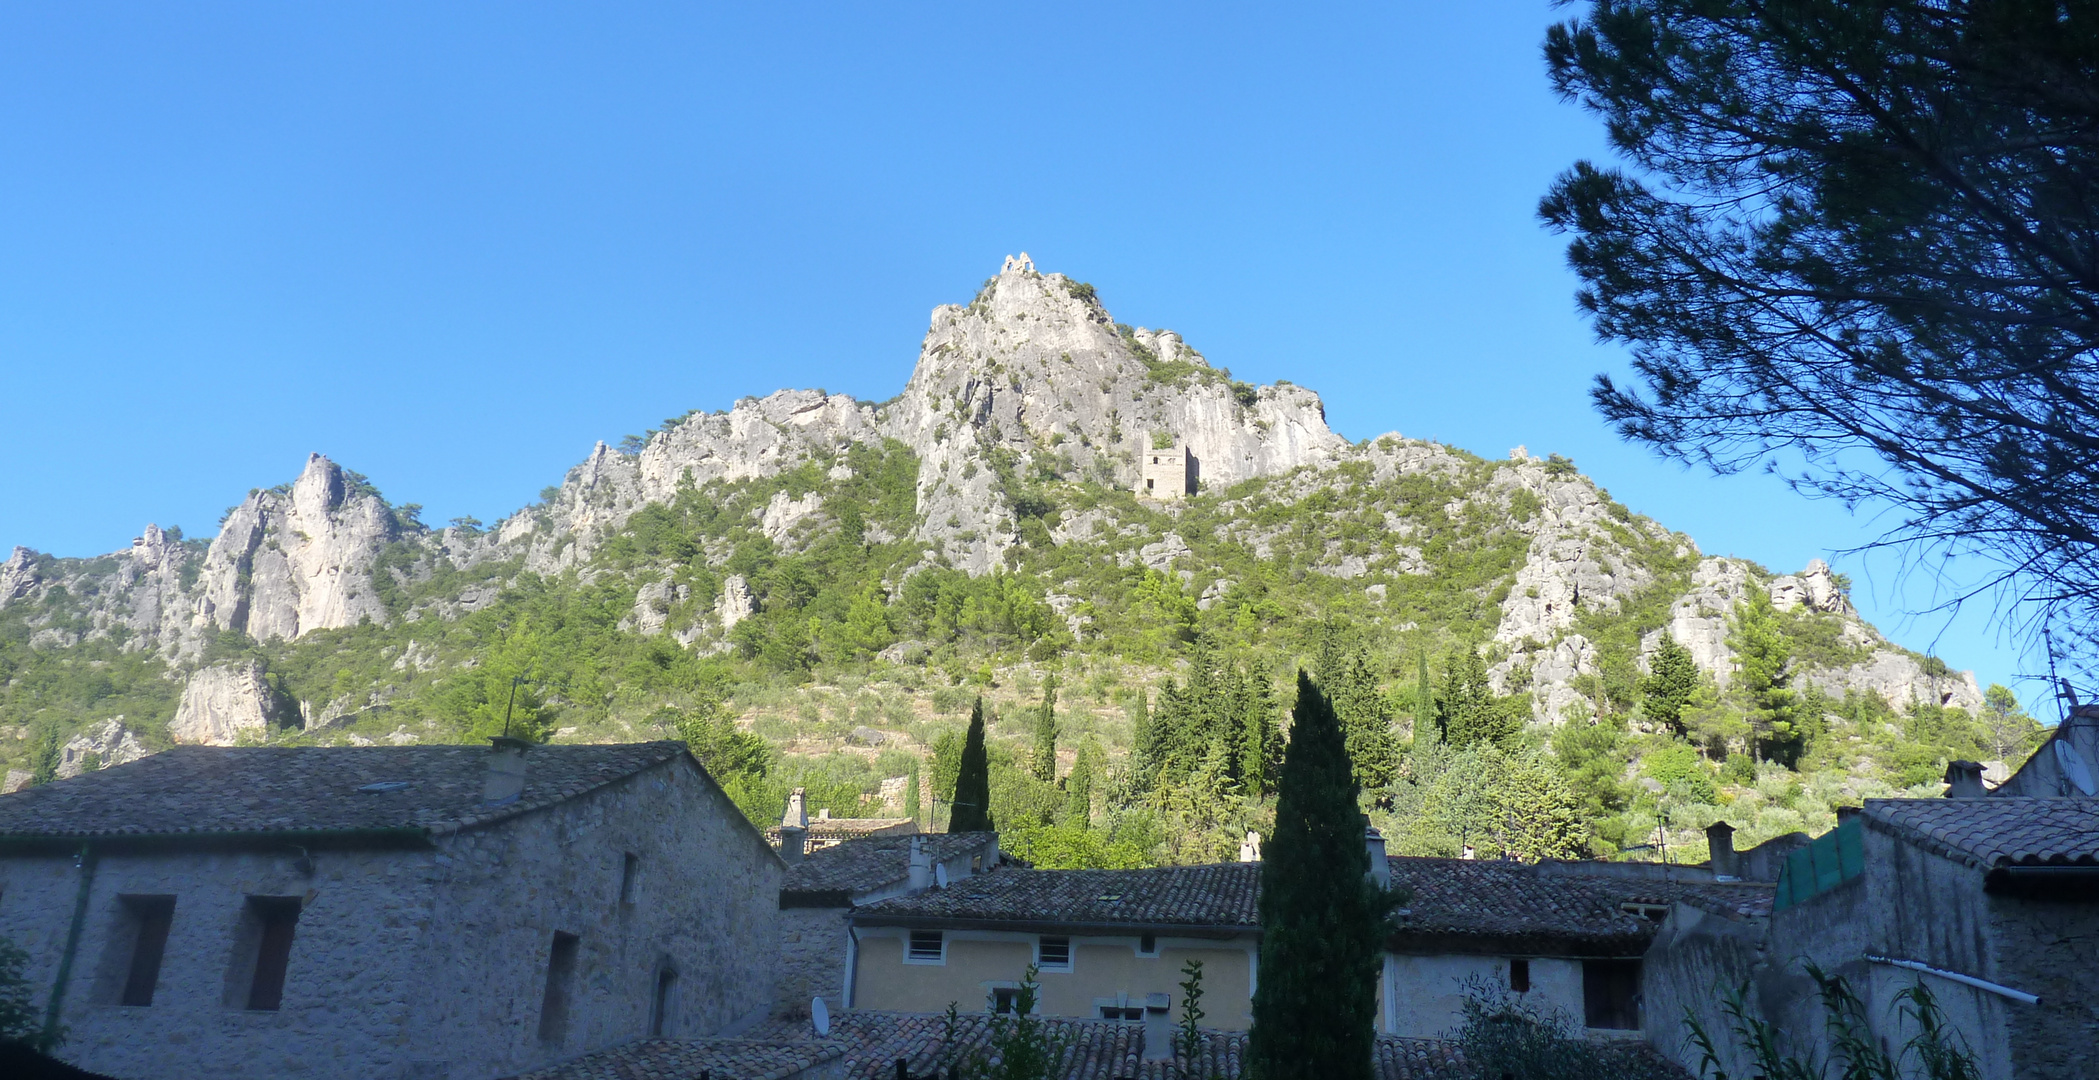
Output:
[852, 932, 1258, 1029]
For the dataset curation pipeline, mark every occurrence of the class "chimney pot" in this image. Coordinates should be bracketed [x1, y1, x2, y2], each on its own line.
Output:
[1705, 822, 1736, 879]
[1944, 760, 1986, 798]
[779, 788, 810, 863]
[1238, 830, 1262, 863]
[1363, 817, 1389, 887]
[1141, 993, 1173, 1061]
[907, 835, 932, 892]
[482, 737, 531, 804]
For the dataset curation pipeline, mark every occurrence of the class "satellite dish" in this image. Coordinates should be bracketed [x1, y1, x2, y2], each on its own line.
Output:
[811, 996, 830, 1036]
[935, 862, 949, 888]
[2057, 739, 2098, 796]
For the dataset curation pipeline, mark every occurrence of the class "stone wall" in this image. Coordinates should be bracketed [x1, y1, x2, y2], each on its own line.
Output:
[0, 752, 782, 1080]
[776, 906, 850, 1020]
[1640, 905, 1767, 1078]
[0, 843, 444, 1080]
[1380, 953, 1585, 1040]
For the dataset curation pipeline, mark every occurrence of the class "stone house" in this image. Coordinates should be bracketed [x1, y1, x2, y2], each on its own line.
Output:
[843, 836, 1768, 1038]
[1980, 702, 2099, 798]
[0, 739, 782, 1080]
[1642, 797, 2098, 1080]
[775, 825, 1002, 1021]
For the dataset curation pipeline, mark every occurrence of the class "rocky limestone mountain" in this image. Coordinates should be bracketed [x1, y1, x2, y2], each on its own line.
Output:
[1, 255, 1991, 772]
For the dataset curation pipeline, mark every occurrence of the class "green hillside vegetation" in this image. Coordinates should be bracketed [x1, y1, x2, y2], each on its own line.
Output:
[0, 436, 2049, 867]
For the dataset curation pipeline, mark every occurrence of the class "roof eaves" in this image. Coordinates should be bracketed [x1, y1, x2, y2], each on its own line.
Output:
[427, 743, 688, 837]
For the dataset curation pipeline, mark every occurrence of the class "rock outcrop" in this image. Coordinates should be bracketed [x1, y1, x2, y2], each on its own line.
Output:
[170, 660, 285, 745]
[57, 719, 148, 778]
[195, 454, 397, 641]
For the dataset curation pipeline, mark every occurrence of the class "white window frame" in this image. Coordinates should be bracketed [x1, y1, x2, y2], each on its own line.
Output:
[1134, 932, 1160, 958]
[1035, 935, 1072, 972]
[905, 929, 946, 965]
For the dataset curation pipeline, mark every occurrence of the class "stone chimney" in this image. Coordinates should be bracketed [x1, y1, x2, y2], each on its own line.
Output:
[1238, 830, 1262, 863]
[1364, 818, 1390, 888]
[1706, 822, 1736, 879]
[482, 736, 531, 804]
[779, 788, 809, 864]
[1944, 760, 1986, 798]
[1140, 993, 1173, 1061]
[907, 835, 932, 892]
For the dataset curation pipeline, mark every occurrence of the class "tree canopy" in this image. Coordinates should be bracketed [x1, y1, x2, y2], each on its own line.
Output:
[1248, 673, 1388, 1080]
[1543, 1, 2099, 673]
[950, 698, 995, 832]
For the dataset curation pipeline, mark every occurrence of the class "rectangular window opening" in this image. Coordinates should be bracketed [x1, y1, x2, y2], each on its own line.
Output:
[907, 929, 944, 963]
[1036, 935, 1071, 971]
[119, 895, 176, 1006]
[991, 986, 1024, 1014]
[538, 932, 581, 1045]
[1136, 933, 1158, 957]
[620, 852, 640, 906]
[243, 896, 302, 1011]
[1509, 958, 1531, 994]
[650, 966, 678, 1038]
[1583, 959, 1641, 1030]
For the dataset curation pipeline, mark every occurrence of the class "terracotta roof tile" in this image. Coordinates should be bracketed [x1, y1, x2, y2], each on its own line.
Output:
[782, 833, 998, 899]
[853, 864, 1262, 930]
[524, 1012, 1467, 1080]
[1862, 797, 2099, 869]
[0, 742, 690, 841]
[851, 857, 1773, 952]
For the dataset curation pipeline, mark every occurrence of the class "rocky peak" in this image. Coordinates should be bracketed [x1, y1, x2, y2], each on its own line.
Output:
[195, 453, 396, 642]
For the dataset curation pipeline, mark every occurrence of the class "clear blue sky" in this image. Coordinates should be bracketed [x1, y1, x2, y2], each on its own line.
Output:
[0, 4, 2057, 711]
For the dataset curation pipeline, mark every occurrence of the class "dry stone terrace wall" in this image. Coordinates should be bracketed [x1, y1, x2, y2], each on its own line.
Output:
[0, 754, 783, 1080]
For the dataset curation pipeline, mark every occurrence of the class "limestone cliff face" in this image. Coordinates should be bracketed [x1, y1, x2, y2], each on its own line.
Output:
[496, 253, 1345, 575]
[169, 660, 283, 745]
[197, 454, 397, 641]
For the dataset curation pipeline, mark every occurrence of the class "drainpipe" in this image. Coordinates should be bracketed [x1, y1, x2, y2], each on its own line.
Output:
[842, 923, 860, 1010]
[43, 842, 98, 1048]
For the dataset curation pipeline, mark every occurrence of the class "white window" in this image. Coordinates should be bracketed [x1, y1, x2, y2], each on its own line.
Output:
[906, 930, 945, 964]
[1036, 935, 1071, 971]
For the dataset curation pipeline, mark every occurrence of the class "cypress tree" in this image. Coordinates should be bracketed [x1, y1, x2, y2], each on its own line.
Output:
[1129, 691, 1158, 793]
[950, 698, 995, 833]
[1248, 672, 1386, 1080]
[1416, 652, 1438, 745]
[1032, 674, 1059, 782]
[903, 761, 922, 827]
[1065, 740, 1098, 823]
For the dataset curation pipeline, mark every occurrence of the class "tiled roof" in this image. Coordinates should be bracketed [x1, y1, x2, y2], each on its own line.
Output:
[514, 1036, 847, 1080]
[766, 818, 916, 843]
[0, 742, 690, 842]
[523, 1011, 1467, 1080]
[1863, 797, 2099, 869]
[853, 863, 1262, 930]
[854, 857, 1773, 951]
[782, 833, 997, 900]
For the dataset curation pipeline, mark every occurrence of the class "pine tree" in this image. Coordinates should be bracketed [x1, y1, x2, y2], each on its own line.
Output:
[1640, 633, 1699, 737]
[1437, 649, 1519, 748]
[1729, 592, 1800, 764]
[1032, 674, 1059, 782]
[1316, 626, 1399, 788]
[950, 698, 995, 832]
[1248, 673, 1387, 1080]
